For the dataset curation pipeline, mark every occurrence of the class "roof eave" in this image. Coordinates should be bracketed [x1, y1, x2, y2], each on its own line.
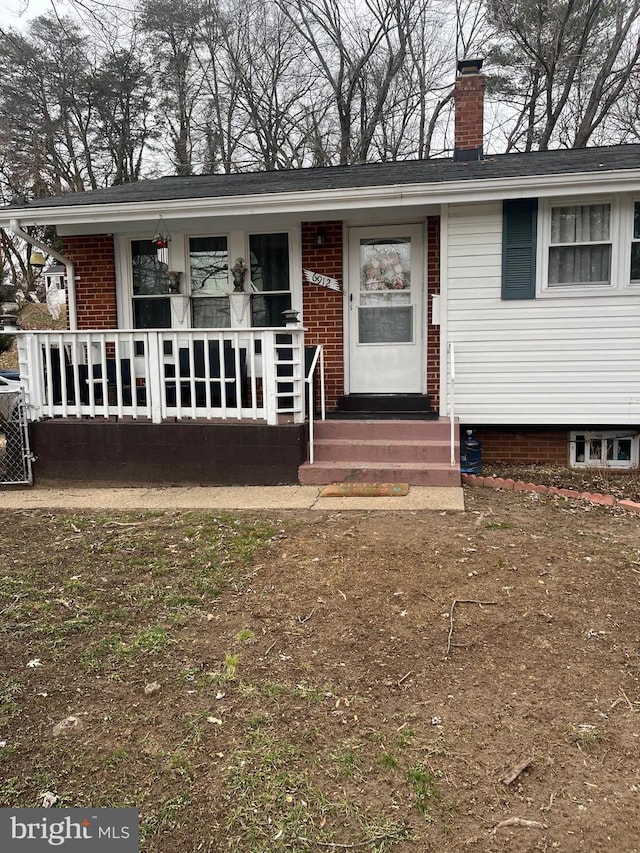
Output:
[2, 167, 640, 228]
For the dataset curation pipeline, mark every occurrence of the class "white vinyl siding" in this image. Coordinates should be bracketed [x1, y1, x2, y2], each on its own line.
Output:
[445, 201, 640, 424]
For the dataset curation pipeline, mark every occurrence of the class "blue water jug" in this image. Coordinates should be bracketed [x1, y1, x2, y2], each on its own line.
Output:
[460, 429, 482, 474]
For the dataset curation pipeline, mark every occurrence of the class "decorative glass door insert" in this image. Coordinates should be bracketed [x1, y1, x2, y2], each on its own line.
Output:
[359, 239, 413, 343]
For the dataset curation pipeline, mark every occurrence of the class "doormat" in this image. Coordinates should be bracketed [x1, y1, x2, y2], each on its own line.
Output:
[319, 482, 410, 497]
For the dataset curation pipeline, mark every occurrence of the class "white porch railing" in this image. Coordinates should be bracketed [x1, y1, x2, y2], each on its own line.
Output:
[17, 328, 311, 426]
[304, 344, 326, 465]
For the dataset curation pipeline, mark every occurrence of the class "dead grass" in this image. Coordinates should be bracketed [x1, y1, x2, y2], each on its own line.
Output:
[1, 492, 640, 852]
[0, 304, 67, 370]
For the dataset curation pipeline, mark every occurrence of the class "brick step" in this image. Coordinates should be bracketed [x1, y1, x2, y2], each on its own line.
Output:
[298, 461, 461, 487]
[314, 418, 456, 442]
[313, 438, 457, 464]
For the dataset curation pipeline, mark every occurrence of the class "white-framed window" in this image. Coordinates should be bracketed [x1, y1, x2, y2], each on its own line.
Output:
[631, 201, 640, 283]
[543, 200, 613, 292]
[188, 235, 230, 328]
[122, 227, 301, 330]
[248, 232, 292, 327]
[570, 430, 639, 469]
[537, 196, 640, 296]
[131, 239, 172, 328]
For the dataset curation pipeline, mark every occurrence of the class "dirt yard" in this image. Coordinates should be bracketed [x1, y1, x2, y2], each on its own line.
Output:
[1, 488, 640, 852]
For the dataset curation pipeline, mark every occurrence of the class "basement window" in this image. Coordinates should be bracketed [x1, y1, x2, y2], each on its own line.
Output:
[570, 431, 639, 469]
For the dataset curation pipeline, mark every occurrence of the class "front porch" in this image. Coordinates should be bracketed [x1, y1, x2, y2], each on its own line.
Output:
[18, 327, 317, 427]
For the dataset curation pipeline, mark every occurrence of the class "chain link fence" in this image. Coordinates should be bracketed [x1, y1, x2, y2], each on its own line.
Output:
[0, 379, 33, 486]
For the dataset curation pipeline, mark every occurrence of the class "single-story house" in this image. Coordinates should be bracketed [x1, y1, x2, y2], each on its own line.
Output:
[1, 59, 639, 486]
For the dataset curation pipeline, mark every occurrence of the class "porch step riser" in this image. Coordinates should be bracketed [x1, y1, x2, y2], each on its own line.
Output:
[313, 439, 457, 464]
[314, 419, 455, 441]
[299, 462, 460, 487]
[337, 394, 432, 413]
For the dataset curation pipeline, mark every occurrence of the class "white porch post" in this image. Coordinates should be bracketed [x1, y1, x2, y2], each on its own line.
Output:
[261, 333, 278, 426]
[146, 332, 164, 424]
[18, 334, 43, 418]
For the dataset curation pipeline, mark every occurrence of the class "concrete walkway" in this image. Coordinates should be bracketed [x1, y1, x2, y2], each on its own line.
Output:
[0, 484, 464, 512]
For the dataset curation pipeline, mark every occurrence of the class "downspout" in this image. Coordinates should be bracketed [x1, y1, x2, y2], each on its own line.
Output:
[10, 219, 78, 330]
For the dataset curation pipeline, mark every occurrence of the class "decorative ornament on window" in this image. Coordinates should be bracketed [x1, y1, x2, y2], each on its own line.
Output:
[363, 248, 408, 290]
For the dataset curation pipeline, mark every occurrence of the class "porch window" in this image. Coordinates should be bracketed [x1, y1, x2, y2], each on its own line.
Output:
[571, 430, 639, 469]
[548, 203, 611, 287]
[189, 236, 230, 327]
[131, 240, 171, 328]
[631, 202, 640, 282]
[249, 233, 291, 326]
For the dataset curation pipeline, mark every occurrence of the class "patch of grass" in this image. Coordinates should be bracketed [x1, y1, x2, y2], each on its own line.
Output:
[568, 724, 605, 750]
[140, 792, 193, 842]
[406, 764, 441, 818]
[222, 652, 239, 680]
[328, 748, 363, 780]
[235, 627, 255, 642]
[0, 676, 22, 726]
[0, 776, 25, 806]
[377, 752, 399, 770]
[393, 727, 416, 750]
[79, 625, 169, 673]
[425, 735, 449, 758]
[255, 679, 328, 704]
[100, 747, 129, 770]
[223, 727, 410, 852]
[132, 625, 170, 654]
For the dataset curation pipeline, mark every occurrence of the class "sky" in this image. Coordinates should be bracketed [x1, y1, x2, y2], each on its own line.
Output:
[1, 0, 62, 25]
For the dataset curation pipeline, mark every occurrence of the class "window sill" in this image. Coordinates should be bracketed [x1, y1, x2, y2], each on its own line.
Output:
[537, 283, 628, 298]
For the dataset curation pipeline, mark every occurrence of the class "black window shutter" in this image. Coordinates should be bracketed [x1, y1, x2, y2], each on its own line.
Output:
[502, 198, 538, 299]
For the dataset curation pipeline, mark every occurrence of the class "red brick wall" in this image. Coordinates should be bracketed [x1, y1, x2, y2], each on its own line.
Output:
[301, 221, 344, 409]
[426, 216, 440, 410]
[454, 72, 485, 153]
[61, 235, 118, 330]
[475, 428, 569, 465]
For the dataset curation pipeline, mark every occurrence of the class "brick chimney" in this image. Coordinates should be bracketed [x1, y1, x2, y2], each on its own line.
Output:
[453, 58, 485, 162]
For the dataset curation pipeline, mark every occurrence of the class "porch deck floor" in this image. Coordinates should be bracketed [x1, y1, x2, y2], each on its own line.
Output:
[0, 484, 464, 512]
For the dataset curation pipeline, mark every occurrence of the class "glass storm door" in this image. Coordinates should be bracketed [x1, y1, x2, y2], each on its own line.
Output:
[348, 225, 424, 393]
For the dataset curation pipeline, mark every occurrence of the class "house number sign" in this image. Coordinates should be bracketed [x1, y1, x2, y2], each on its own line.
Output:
[303, 269, 341, 292]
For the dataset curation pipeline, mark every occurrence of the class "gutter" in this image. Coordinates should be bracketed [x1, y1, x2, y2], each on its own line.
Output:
[10, 219, 77, 331]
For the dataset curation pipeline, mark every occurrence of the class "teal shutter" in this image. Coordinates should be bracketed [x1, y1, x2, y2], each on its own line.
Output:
[502, 199, 538, 299]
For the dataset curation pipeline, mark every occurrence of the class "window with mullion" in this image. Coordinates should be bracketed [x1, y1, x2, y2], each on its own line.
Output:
[189, 235, 230, 328]
[249, 233, 291, 327]
[548, 203, 611, 287]
[131, 239, 171, 329]
[631, 202, 640, 282]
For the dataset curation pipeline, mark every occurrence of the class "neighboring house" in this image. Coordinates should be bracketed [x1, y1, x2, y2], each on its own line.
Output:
[44, 263, 67, 320]
[1, 59, 639, 486]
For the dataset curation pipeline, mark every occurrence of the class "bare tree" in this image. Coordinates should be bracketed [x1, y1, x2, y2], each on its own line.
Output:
[486, 0, 640, 151]
[138, 0, 205, 175]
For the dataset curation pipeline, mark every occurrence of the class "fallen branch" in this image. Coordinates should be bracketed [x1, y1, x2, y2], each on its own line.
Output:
[298, 608, 315, 625]
[295, 834, 401, 849]
[491, 817, 547, 834]
[397, 670, 413, 686]
[500, 758, 533, 786]
[446, 599, 498, 656]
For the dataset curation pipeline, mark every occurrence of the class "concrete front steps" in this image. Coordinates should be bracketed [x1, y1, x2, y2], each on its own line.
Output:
[298, 417, 460, 486]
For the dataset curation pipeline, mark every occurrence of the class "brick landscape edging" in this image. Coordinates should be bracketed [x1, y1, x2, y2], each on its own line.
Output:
[461, 474, 640, 516]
